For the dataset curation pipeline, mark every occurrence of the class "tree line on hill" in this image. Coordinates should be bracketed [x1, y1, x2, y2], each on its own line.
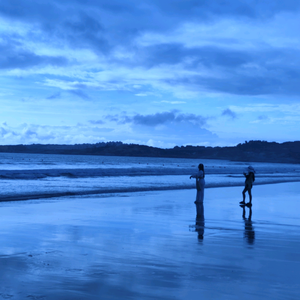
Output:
[0, 140, 299, 164]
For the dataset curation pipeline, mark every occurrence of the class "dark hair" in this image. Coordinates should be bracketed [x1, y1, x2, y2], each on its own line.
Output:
[198, 163, 205, 178]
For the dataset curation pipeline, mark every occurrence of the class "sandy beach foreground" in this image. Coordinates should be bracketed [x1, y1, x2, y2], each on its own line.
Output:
[0, 182, 300, 299]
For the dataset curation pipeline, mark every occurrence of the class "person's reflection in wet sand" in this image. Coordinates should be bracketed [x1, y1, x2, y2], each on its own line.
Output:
[241, 205, 255, 245]
[195, 201, 205, 240]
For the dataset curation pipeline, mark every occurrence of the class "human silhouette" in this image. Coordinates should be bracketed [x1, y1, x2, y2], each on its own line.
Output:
[240, 165, 255, 207]
[190, 163, 205, 203]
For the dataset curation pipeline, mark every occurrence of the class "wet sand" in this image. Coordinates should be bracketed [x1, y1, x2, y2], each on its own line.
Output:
[0, 182, 300, 299]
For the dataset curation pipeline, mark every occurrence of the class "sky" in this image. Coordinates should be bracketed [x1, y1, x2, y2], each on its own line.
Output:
[1, 0, 300, 148]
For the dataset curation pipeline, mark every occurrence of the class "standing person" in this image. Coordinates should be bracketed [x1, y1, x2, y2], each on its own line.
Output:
[240, 165, 255, 207]
[190, 163, 205, 203]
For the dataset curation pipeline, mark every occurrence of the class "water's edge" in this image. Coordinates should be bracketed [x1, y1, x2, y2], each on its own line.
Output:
[1, 178, 299, 203]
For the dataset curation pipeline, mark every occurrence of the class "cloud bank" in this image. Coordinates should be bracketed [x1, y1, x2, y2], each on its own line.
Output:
[1, 0, 300, 97]
[1, 1, 300, 146]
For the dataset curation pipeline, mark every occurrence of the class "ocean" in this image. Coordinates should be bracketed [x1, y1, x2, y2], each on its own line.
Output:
[1, 152, 300, 202]
[1, 152, 300, 299]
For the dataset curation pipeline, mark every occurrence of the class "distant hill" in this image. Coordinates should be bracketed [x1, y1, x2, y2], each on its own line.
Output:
[0, 140, 299, 164]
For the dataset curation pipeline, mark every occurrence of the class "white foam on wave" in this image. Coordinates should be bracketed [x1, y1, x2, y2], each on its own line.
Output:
[0, 174, 300, 202]
[1, 152, 300, 202]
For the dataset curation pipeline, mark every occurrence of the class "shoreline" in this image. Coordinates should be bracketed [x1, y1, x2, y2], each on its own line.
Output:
[1, 178, 300, 203]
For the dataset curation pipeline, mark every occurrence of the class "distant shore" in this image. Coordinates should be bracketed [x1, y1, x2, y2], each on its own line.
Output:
[0, 140, 300, 164]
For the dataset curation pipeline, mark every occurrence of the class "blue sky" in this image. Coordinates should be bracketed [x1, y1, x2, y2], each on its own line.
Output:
[1, 0, 300, 147]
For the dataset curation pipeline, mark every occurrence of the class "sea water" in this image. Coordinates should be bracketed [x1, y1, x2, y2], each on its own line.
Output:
[0, 152, 300, 201]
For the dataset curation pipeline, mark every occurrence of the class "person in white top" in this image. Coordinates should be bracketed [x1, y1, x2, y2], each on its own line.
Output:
[190, 163, 205, 203]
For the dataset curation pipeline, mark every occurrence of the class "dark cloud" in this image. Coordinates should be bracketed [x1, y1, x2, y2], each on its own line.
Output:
[1, 0, 299, 54]
[2, 0, 298, 24]
[23, 129, 37, 138]
[46, 92, 61, 100]
[69, 89, 90, 99]
[257, 115, 269, 121]
[0, 127, 9, 137]
[149, 0, 300, 20]
[1, 0, 300, 98]
[103, 110, 218, 145]
[201, 73, 300, 96]
[0, 2, 110, 54]
[131, 111, 179, 126]
[133, 43, 251, 69]
[104, 114, 120, 122]
[57, 13, 110, 54]
[0, 40, 68, 69]
[73, 83, 88, 89]
[162, 46, 300, 96]
[222, 109, 237, 119]
[89, 120, 105, 125]
[113, 41, 300, 96]
[0, 1, 59, 21]
[107, 111, 207, 127]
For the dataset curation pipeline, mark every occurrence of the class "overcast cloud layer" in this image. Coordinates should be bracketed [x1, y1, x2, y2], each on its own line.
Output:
[0, 0, 300, 147]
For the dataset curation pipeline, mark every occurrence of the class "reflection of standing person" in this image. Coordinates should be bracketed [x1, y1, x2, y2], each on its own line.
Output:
[195, 201, 205, 240]
[241, 205, 255, 245]
[240, 166, 255, 207]
[190, 164, 205, 203]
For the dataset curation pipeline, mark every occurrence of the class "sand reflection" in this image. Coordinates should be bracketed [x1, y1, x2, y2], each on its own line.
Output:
[195, 201, 205, 240]
[241, 206, 255, 245]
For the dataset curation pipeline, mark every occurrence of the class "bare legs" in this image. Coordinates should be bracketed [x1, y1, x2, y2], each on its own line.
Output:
[248, 189, 252, 204]
[241, 187, 252, 206]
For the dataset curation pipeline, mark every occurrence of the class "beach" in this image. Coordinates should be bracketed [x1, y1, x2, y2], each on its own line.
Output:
[0, 182, 300, 299]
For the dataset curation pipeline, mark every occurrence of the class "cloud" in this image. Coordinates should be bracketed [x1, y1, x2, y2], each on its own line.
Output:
[0, 126, 9, 137]
[132, 43, 251, 69]
[222, 108, 237, 119]
[0, 120, 218, 147]
[110, 111, 207, 127]
[89, 120, 105, 125]
[2, 1, 300, 26]
[0, 40, 68, 70]
[250, 114, 270, 124]
[1, 0, 300, 147]
[69, 89, 90, 100]
[258, 115, 269, 120]
[135, 93, 148, 97]
[1, 1, 300, 57]
[229, 103, 300, 114]
[94, 110, 218, 146]
[103, 110, 218, 146]
[46, 92, 61, 100]
[161, 100, 186, 104]
[0, 123, 112, 145]
[1, 1, 300, 99]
